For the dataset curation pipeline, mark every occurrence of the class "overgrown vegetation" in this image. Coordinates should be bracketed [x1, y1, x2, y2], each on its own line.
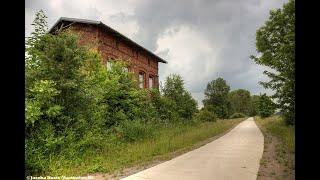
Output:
[256, 116, 294, 153]
[46, 118, 244, 176]
[26, 7, 291, 176]
[26, 11, 235, 176]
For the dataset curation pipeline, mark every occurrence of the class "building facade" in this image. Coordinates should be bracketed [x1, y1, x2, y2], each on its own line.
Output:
[49, 17, 167, 89]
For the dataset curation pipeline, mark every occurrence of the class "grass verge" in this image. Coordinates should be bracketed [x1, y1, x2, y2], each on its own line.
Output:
[255, 116, 295, 179]
[46, 118, 244, 177]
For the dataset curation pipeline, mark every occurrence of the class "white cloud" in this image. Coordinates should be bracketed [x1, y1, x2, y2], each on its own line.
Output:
[25, 0, 289, 108]
[156, 25, 220, 88]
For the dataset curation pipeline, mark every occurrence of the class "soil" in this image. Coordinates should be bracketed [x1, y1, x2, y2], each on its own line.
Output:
[256, 125, 295, 180]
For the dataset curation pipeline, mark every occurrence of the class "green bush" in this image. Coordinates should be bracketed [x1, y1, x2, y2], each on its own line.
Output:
[115, 120, 158, 142]
[194, 109, 217, 122]
[25, 10, 199, 176]
[229, 112, 246, 119]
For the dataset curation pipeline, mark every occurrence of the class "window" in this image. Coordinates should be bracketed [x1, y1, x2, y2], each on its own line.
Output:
[106, 60, 112, 71]
[149, 76, 154, 88]
[139, 71, 145, 88]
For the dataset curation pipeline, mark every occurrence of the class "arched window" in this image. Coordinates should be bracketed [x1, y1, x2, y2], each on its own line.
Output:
[139, 71, 145, 88]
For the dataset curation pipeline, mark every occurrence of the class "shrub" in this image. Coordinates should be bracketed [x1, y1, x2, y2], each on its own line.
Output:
[194, 109, 217, 122]
[229, 112, 246, 119]
[115, 120, 158, 142]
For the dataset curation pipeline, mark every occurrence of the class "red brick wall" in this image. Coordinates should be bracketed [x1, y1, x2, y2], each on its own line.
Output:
[70, 23, 159, 89]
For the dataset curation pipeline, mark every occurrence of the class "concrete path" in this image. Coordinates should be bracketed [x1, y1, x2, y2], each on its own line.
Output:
[122, 117, 264, 180]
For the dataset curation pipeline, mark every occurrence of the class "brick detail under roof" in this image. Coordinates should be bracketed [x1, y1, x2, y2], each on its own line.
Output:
[70, 23, 159, 89]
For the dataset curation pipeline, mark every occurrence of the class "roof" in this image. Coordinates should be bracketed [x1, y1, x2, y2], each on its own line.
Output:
[48, 17, 167, 63]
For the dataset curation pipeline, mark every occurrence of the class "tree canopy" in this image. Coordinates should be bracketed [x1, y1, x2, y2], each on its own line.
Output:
[203, 77, 231, 119]
[251, 0, 295, 125]
[228, 89, 251, 115]
[161, 74, 198, 120]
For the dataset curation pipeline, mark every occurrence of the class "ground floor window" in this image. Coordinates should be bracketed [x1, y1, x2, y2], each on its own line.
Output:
[149, 75, 154, 88]
[139, 71, 145, 88]
[106, 60, 112, 71]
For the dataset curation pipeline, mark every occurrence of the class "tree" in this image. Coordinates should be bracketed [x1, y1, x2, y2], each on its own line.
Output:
[248, 95, 260, 117]
[228, 89, 251, 115]
[203, 77, 230, 119]
[250, 0, 295, 125]
[161, 74, 198, 120]
[258, 94, 276, 118]
[25, 10, 161, 174]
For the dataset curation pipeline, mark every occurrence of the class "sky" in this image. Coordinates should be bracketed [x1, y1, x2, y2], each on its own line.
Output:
[25, 0, 288, 108]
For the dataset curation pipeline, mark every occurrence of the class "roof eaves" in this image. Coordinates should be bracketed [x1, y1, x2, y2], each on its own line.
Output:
[48, 17, 167, 64]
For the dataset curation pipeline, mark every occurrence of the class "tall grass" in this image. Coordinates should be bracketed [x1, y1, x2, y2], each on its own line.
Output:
[46, 118, 244, 176]
[255, 116, 295, 153]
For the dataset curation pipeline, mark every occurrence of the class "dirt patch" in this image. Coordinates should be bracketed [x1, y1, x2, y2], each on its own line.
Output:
[256, 123, 295, 180]
[90, 120, 244, 180]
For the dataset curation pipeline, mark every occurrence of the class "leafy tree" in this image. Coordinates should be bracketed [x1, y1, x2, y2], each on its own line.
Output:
[150, 89, 179, 122]
[258, 94, 276, 118]
[161, 74, 198, 120]
[25, 10, 158, 174]
[203, 77, 230, 119]
[194, 108, 217, 122]
[248, 95, 260, 116]
[228, 89, 251, 115]
[250, 0, 295, 125]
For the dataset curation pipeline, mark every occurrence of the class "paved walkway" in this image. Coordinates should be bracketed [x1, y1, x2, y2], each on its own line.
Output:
[122, 117, 264, 180]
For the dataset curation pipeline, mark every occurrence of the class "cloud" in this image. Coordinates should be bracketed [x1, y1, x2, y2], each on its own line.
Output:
[25, 0, 289, 107]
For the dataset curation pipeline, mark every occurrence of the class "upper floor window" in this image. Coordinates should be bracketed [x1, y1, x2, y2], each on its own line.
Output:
[139, 71, 145, 89]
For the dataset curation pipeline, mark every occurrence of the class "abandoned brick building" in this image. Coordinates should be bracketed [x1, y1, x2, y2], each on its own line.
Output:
[49, 17, 167, 89]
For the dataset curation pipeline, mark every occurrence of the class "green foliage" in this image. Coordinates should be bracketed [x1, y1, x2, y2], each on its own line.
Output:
[229, 112, 246, 119]
[203, 77, 230, 119]
[47, 118, 244, 176]
[228, 89, 251, 115]
[194, 109, 217, 122]
[248, 95, 260, 116]
[150, 89, 180, 122]
[251, 0, 295, 125]
[258, 94, 276, 118]
[255, 116, 295, 153]
[114, 120, 158, 142]
[161, 74, 198, 120]
[25, 11, 201, 176]
[25, 80, 61, 128]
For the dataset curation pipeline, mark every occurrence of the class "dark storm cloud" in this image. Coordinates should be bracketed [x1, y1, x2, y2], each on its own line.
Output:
[25, 0, 288, 107]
